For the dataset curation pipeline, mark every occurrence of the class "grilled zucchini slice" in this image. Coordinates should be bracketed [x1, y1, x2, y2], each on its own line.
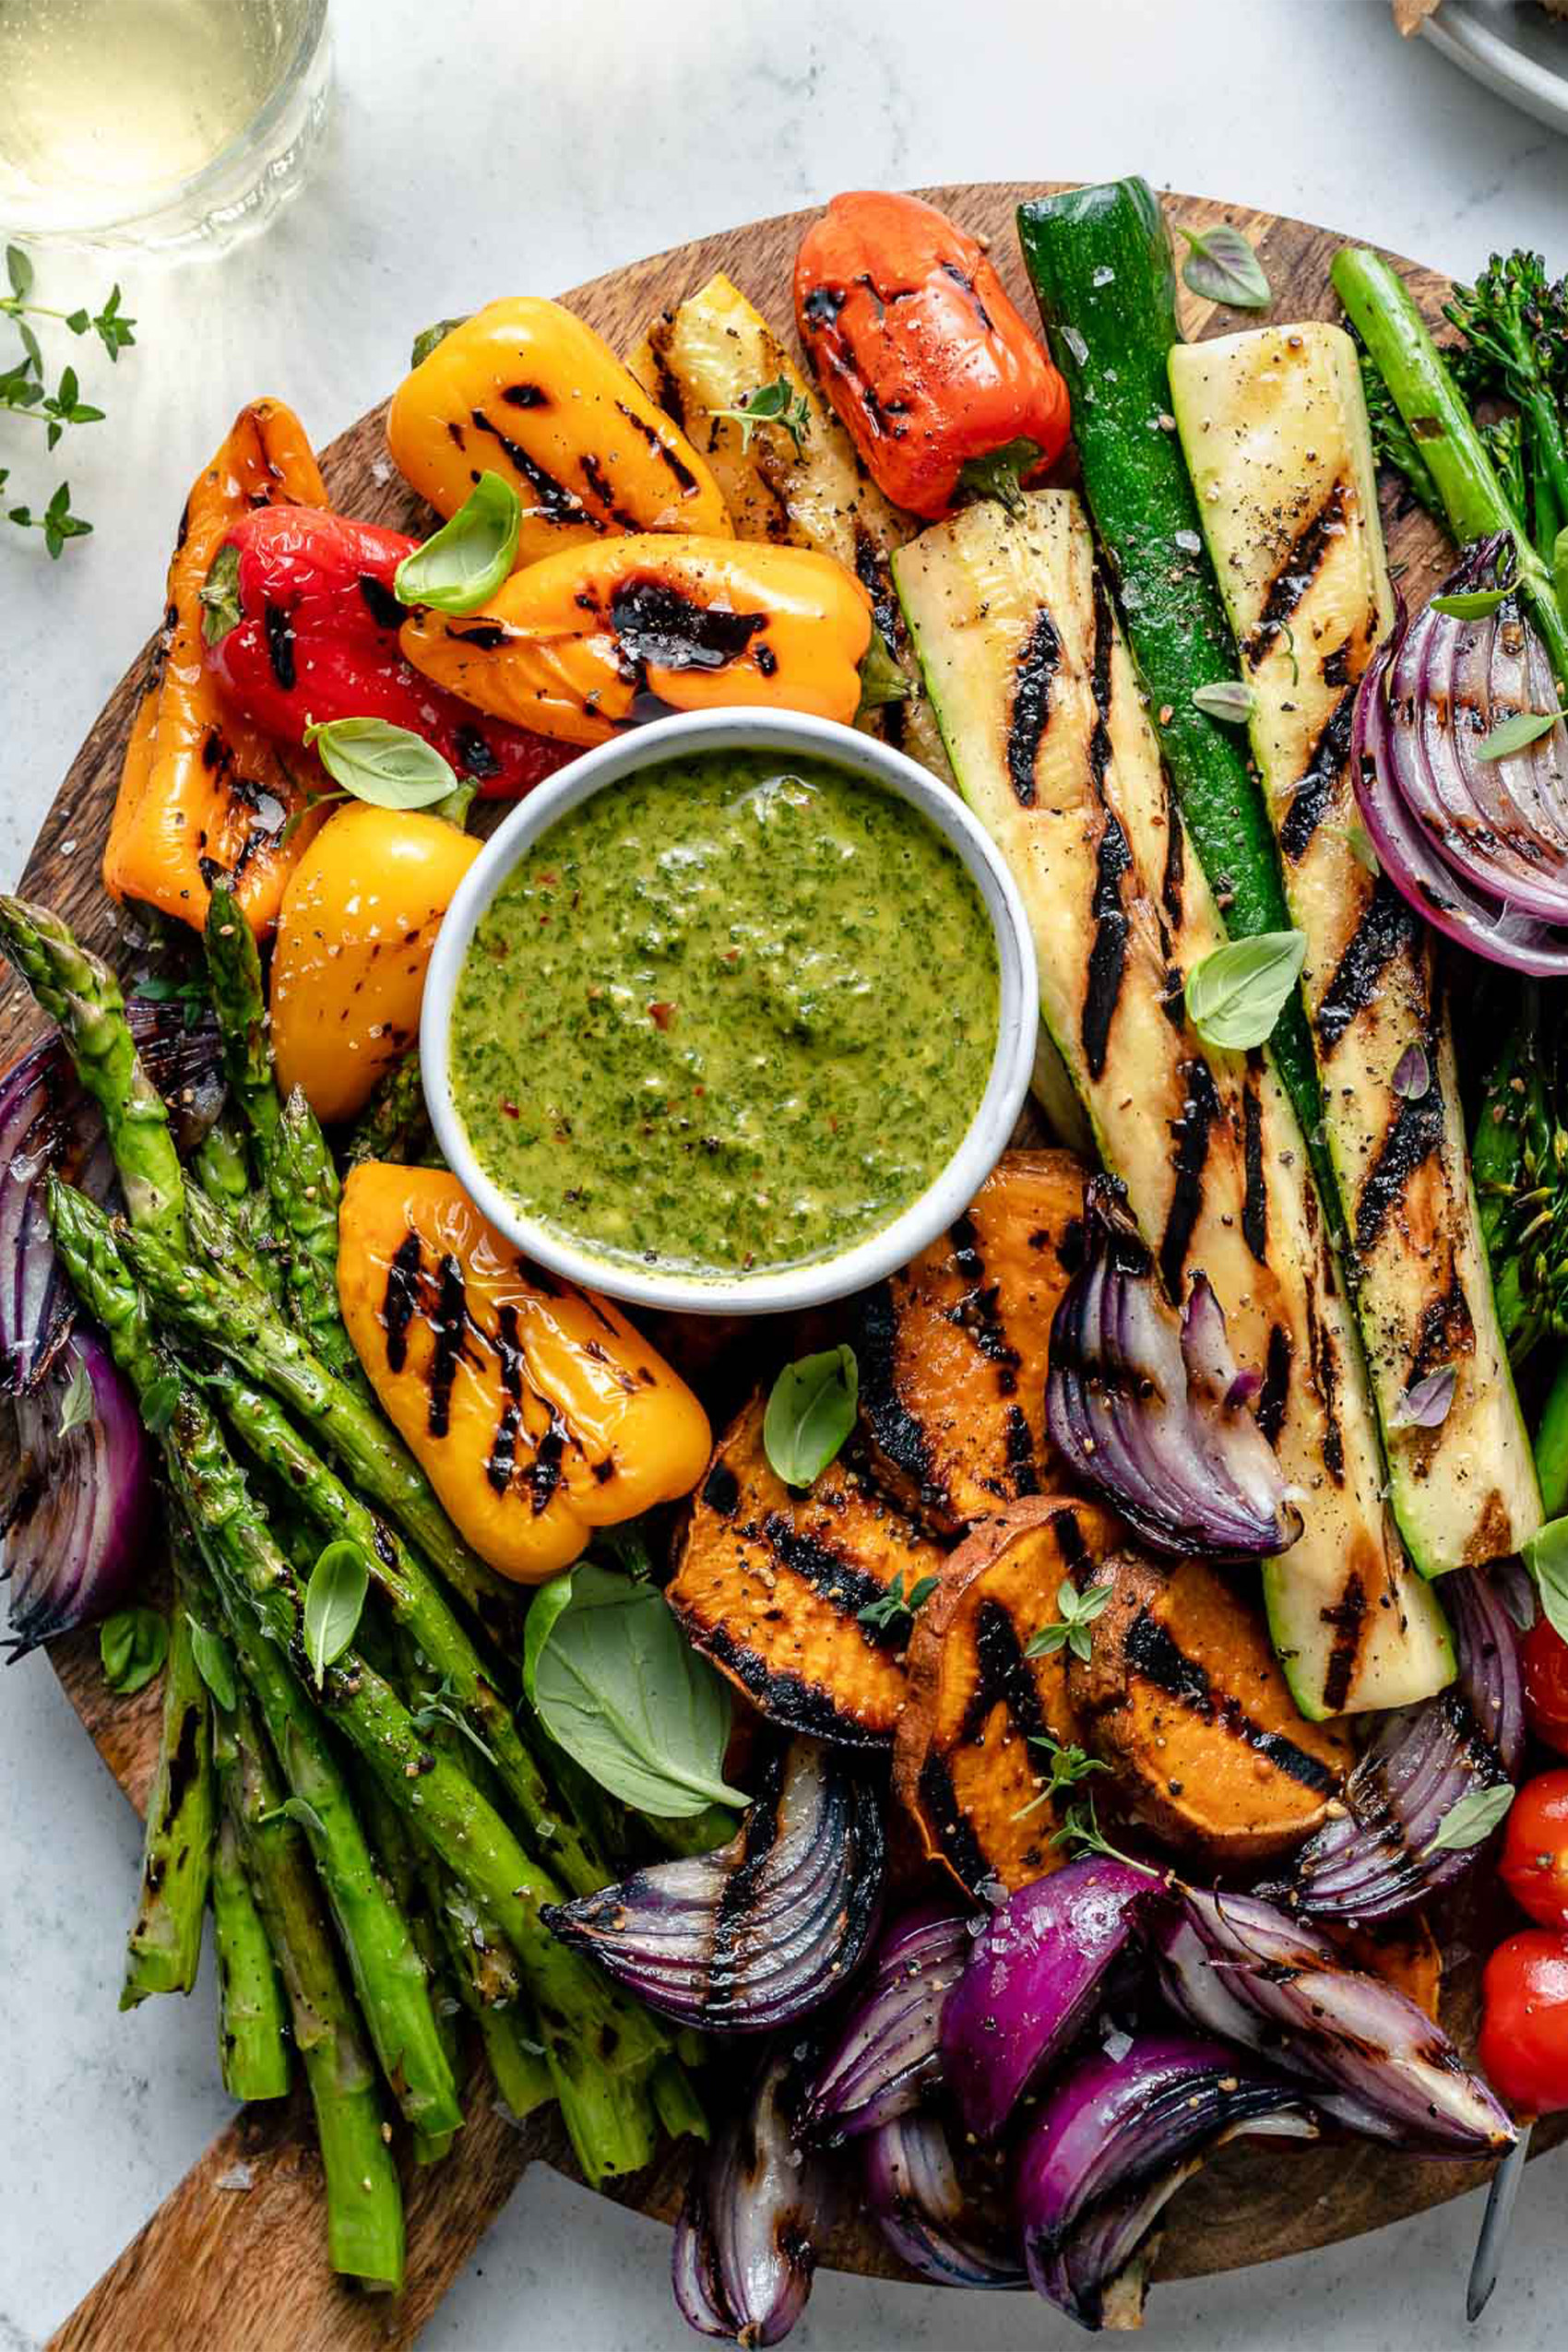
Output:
[628, 269, 951, 780]
[667, 1392, 942, 1749]
[894, 1499, 1119, 1895]
[854, 1148, 1085, 1534]
[1169, 324, 1539, 1574]
[1068, 1552, 1352, 1866]
[893, 489, 1454, 1718]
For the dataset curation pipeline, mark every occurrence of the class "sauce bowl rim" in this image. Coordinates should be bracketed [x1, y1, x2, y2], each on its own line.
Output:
[421, 707, 1039, 1317]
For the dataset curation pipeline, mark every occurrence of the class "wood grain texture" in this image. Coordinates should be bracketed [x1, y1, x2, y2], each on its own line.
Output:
[19, 184, 1549, 2347]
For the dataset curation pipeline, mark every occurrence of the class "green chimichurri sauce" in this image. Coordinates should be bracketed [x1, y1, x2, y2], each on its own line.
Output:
[448, 749, 1000, 1277]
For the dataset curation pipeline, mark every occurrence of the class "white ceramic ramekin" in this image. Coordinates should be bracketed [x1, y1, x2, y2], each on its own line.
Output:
[422, 708, 1038, 1315]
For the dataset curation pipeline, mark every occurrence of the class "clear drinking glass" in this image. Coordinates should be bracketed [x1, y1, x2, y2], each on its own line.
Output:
[0, 0, 331, 253]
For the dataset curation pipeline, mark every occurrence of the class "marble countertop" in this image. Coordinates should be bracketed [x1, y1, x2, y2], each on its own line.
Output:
[4, 0, 1568, 2343]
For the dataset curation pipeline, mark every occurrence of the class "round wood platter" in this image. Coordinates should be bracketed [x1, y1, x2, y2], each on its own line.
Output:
[16, 183, 1560, 2350]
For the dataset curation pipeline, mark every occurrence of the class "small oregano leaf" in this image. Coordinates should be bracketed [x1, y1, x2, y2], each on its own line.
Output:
[1179, 223, 1271, 311]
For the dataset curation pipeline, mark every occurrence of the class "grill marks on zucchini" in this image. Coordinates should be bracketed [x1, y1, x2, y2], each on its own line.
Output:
[1277, 684, 1358, 863]
[1243, 478, 1350, 665]
[669, 1393, 942, 1748]
[1006, 611, 1059, 806]
[894, 488, 1447, 1716]
[853, 1151, 1083, 1533]
[1315, 876, 1419, 1054]
[1169, 321, 1539, 1577]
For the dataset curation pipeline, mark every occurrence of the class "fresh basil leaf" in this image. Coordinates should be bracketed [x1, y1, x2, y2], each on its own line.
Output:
[1422, 1780, 1515, 1856]
[1179, 223, 1271, 311]
[1430, 587, 1510, 620]
[57, 1350, 95, 1438]
[303, 1538, 370, 1689]
[393, 470, 521, 615]
[186, 1614, 236, 1712]
[302, 716, 457, 810]
[1476, 708, 1564, 762]
[101, 1606, 167, 1695]
[763, 1345, 858, 1487]
[523, 1560, 749, 1818]
[280, 1795, 327, 1838]
[1192, 679, 1256, 725]
[1184, 931, 1307, 1051]
[1525, 1514, 1568, 1648]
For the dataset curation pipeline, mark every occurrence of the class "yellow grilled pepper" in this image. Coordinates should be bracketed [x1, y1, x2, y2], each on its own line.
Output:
[102, 398, 333, 939]
[270, 804, 481, 1126]
[398, 534, 873, 748]
[337, 1164, 711, 1582]
[386, 298, 731, 564]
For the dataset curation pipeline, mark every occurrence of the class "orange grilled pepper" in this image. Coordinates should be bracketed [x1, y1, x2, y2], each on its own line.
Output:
[794, 191, 1071, 521]
[386, 298, 731, 565]
[338, 1164, 711, 1582]
[270, 804, 481, 1126]
[398, 535, 873, 748]
[102, 398, 335, 938]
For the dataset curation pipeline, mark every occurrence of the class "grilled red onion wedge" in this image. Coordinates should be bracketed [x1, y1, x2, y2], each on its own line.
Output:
[542, 1737, 884, 2032]
[671, 2049, 828, 2346]
[1045, 1178, 1301, 1559]
[940, 1857, 1162, 2142]
[3, 1324, 152, 1657]
[862, 2111, 1025, 2289]
[802, 1901, 968, 2144]
[1352, 543, 1568, 975]
[1016, 2033, 1316, 2330]
[1153, 1885, 1514, 2156]
[1271, 1564, 1522, 1922]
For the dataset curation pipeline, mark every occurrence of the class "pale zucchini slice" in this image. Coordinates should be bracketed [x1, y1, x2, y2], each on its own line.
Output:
[628, 270, 952, 782]
[894, 489, 1454, 1718]
[1170, 323, 1539, 1575]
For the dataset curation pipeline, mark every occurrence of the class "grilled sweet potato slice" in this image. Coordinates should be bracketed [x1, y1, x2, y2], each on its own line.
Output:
[893, 1497, 1123, 1895]
[854, 1150, 1087, 1534]
[667, 1393, 943, 1749]
[1068, 1553, 1353, 1868]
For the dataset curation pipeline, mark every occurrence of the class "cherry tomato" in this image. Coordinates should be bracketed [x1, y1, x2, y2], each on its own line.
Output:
[1522, 1614, 1568, 1756]
[1479, 1929, 1568, 2116]
[1500, 1771, 1568, 1929]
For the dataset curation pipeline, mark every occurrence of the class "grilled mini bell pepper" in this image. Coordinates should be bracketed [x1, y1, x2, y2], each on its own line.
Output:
[793, 191, 1071, 520]
[202, 505, 574, 799]
[398, 535, 873, 747]
[102, 399, 335, 938]
[270, 803, 481, 1125]
[337, 1164, 711, 1582]
[386, 297, 732, 565]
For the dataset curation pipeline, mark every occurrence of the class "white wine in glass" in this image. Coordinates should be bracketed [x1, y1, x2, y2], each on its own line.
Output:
[0, 0, 331, 250]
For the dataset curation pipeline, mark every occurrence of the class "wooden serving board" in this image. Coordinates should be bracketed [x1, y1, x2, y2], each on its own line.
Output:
[11, 182, 1557, 2348]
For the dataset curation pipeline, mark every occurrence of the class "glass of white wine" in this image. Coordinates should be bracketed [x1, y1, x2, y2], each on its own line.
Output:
[0, 0, 331, 252]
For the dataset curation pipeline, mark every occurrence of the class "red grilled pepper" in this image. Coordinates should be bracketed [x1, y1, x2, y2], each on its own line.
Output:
[794, 190, 1071, 521]
[200, 506, 575, 799]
